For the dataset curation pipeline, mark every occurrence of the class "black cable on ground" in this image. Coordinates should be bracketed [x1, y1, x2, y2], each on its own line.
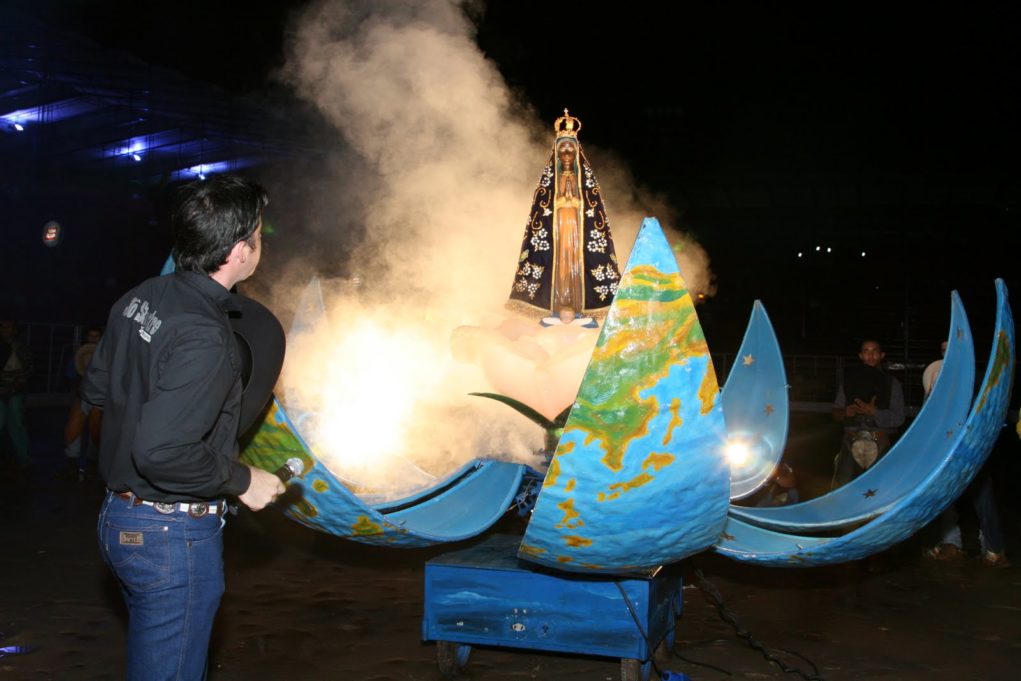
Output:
[693, 569, 826, 680]
[671, 651, 733, 676]
[615, 581, 667, 679]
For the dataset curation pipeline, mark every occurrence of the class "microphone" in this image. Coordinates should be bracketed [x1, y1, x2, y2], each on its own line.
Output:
[273, 457, 304, 483]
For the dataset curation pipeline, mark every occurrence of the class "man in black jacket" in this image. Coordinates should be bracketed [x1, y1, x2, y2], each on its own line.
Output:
[83, 175, 285, 681]
[830, 339, 905, 487]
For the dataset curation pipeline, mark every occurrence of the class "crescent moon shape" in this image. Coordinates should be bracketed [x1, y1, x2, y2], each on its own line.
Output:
[714, 279, 1014, 565]
[242, 398, 526, 545]
[728, 290, 975, 531]
[519, 217, 730, 573]
[721, 301, 790, 499]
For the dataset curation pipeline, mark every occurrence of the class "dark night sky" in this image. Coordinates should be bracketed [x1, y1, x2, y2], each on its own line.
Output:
[6, 1, 1020, 353]
[18, 1, 1017, 176]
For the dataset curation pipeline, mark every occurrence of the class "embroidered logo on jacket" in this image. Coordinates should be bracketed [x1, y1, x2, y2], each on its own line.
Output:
[122, 297, 163, 343]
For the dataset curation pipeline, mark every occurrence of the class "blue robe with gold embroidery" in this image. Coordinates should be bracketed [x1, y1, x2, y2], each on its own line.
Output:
[508, 142, 620, 314]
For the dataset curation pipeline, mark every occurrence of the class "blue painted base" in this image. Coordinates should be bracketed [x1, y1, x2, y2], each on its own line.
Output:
[422, 534, 681, 674]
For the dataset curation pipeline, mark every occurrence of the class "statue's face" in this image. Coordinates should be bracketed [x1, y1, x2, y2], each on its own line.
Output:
[557, 141, 576, 168]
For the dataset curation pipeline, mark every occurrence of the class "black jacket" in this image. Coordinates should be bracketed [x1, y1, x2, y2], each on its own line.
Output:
[82, 271, 252, 502]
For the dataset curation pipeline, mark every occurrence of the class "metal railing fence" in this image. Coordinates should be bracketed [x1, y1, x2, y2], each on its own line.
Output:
[8, 323, 1002, 413]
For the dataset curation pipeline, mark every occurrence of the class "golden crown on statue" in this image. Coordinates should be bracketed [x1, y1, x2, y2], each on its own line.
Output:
[554, 108, 582, 138]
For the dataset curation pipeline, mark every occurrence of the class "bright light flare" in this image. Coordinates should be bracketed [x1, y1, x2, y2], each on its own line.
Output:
[724, 431, 784, 500]
[725, 439, 752, 466]
[285, 316, 452, 492]
[317, 323, 424, 454]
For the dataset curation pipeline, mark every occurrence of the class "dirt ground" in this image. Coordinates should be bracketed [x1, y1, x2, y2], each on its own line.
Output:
[2, 408, 1020, 681]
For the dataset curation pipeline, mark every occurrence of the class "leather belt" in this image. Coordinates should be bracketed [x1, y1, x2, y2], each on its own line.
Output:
[111, 490, 226, 518]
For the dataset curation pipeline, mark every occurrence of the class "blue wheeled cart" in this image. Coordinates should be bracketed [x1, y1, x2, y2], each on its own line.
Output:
[422, 534, 682, 681]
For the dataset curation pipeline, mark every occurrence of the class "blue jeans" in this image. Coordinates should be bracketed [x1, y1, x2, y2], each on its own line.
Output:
[98, 491, 226, 681]
[937, 474, 1004, 555]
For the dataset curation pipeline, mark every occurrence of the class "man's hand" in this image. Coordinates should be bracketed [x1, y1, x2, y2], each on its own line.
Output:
[238, 466, 286, 511]
[854, 396, 878, 417]
[845, 404, 860, 417]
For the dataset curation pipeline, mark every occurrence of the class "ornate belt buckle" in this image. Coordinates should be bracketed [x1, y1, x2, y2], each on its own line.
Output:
[188, 503, 209, 518]
[153, 502, 176, 515]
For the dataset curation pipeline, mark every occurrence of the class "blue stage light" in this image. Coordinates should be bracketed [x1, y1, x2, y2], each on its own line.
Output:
[2, 99, 96, 128]
[168, 161, 239, 182]
[109, 139, 147, 159]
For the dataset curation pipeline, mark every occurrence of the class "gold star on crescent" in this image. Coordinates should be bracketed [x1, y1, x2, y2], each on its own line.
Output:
[742, 354, 755, 366]
[863, 489, 877, 498]
[764, 404, 774, 415]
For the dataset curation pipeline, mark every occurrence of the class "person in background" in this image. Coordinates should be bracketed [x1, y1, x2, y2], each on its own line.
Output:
[0, 318, 33, 479]
[921, 340, 947, 397]
[754, 462, 800, 507]
[831, 339, 905, 488]
[60, 326, 103, 481]
[922, 341, 1009, 567]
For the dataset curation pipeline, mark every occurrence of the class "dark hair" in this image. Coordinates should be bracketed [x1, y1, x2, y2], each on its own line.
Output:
[859, 338, 883, 352]
[171, 175, 268, 274]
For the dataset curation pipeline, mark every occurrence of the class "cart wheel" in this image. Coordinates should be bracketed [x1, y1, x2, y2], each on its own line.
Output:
[620, 657, 652, 681]
[654, 626, 676, 666]
[437, 641, 471, 676]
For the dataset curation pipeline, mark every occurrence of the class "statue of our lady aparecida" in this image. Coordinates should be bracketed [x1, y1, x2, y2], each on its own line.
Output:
[506, 110, 621, 321]
[450, 111, 620, 421]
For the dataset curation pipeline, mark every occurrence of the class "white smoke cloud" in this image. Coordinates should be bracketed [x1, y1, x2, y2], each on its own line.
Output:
[260, 0, 715, 495]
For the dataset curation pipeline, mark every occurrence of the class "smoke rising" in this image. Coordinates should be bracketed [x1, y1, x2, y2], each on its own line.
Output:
[264, 0, 715, 494]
